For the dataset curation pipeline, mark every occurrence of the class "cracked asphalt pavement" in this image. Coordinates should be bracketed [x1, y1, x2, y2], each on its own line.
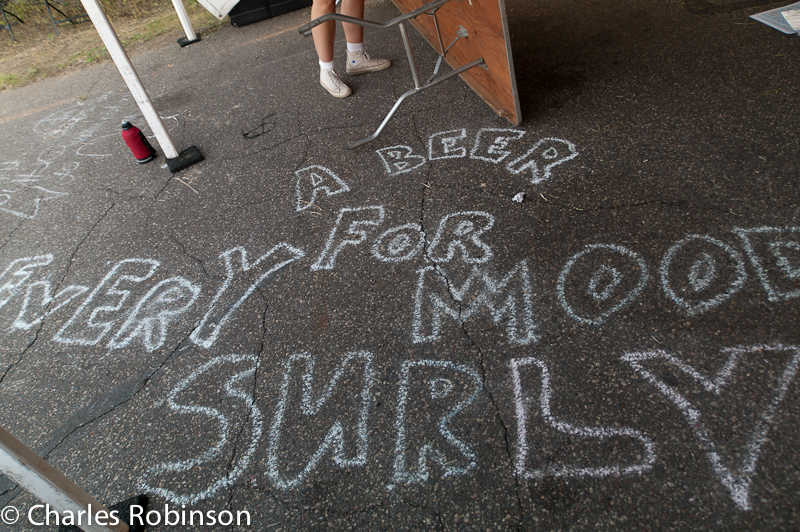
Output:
[1, 0, 799, 529]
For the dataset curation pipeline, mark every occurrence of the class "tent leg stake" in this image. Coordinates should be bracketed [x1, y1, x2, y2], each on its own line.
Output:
[167, 145, 205, 173]
[178, 35, 202, 46]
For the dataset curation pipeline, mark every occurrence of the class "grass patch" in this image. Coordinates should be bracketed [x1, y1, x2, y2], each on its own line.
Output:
[0, 0, 224, 91]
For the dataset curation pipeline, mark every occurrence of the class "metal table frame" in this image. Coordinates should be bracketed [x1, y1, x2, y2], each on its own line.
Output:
[1, 0, 24, 41]
[43, 0, 89, 36]
[298, 0, 486, 149]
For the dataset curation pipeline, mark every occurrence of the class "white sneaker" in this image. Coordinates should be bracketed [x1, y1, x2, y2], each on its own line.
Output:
[320, 69, 352, 98]
[345, 50, 391, 75]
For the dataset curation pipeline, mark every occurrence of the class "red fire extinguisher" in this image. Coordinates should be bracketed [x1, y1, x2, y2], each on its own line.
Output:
[121, 121, 157, 163]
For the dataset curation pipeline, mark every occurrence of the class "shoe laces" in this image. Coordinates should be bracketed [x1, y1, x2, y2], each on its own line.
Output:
[350, 50, 372, 64]
[325, 70, 346, 91]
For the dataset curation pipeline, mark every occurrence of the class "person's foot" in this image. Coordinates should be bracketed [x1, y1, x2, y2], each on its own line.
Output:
[320, 69, 352, 98]
[345, 51, 391, 75]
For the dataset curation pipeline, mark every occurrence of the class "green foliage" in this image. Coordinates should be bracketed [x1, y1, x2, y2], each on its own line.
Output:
[2, 0, 47, 20]
[0, 66, 39, 89]
[1, 0, 222, 92]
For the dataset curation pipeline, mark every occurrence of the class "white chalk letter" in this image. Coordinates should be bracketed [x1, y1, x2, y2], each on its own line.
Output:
[511, 357, 656, 481]
[138, 354, 262, 505]
[191, 243, 305, 348]
[371, 223, 424, 263]
[12, 281, 89, 330]
[267, 351, 374, 489]
[557, 243, 648, 326]
[54, 259, 160, 346]
[733, 226, 800, 302]
[428, 129, 468, 161]
[295, 165, 350, 212]
[412, 260, 538, 345]
[376, 145, 426, 176]
[506, 138, 578, 185]
[623, 345, 800, 511]
[470, 128, 525, 164]
[311, 206, 385, 271]
[391, 360, 482, 486]
[109, 277, 201, 351]
[660, 234, 747, 316]
[0, 255, 54, 310]
[427, 211, 494, 264]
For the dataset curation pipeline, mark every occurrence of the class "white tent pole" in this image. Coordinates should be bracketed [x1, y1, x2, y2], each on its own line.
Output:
[0, 426, 128, 532]
[171, 0, 198, 42]
[79, 0, 180, 159]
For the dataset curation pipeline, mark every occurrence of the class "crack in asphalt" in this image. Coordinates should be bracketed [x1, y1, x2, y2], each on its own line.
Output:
[411, 134, 526, 529]
[59, 201, 116, 287]
[168, 234, 216, 279]
[0, 334, 37, 388]
[254, 285, 270, 393]
[217, 284, 273, 512]
[549, 198, 675, 211]
[459, 320, 526, 531]
[81, 63, 108, 100]
[294, 110, 312, 169]
[220, 285, 272, 510]
[0, 201, 115, 387]
[0, 215, 30, 253]
[408, 108, 528, 529]
[436, 504, 447, 531]
[41, 332, 196, 462]
[422, 254, 527, 529]
[224, 422, 244, 512]
[154, 173, 177, 201]
[537, 197, 748, 218]
[0, 179, 60, 251]
[0, 200, 118, 498]
[0, 487, 22, 509]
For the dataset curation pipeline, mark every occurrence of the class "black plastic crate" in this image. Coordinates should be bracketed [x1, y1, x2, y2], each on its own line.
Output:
[229, 0, 312, 26]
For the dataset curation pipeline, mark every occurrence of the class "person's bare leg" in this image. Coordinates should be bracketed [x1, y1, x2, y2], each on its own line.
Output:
[311, 0, 336, 62]
[340, 0, 364, 45]
[341, 0, 391, 77]
[312, 0, 352, 97]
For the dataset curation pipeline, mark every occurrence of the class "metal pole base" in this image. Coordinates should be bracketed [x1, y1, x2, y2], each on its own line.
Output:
[178, 35, 201, 47]
[166, 145, 204, 173]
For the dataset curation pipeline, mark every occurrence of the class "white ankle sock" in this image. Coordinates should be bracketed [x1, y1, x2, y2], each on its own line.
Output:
[347, 42, 363, 53]
[319, 59, 334, 70]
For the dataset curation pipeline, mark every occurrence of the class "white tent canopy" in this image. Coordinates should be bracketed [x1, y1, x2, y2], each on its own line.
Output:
[196, 0, 241, 20]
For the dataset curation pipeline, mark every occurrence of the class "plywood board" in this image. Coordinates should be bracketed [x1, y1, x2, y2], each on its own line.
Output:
[391, 0, 521, 125]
